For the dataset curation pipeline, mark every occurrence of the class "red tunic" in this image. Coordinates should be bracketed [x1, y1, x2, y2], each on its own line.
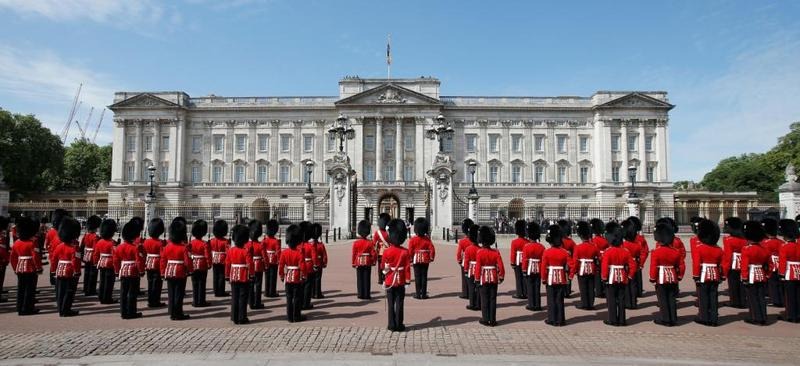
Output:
[509, 237, 529, 267]
[278, 247, 308, 284]
[351, 238, 377, 267]
[113, 241, 145, 277]
[521, 241, 545, 275]
[649, 245, 685, 284]
[740, 243, 771, 283]
[622, 240, 643, 269]
[408, 236, 436, 265]
[382, 245, 411, 288]
[722, 236, 748, 276]
[671, 237, 686, 261]
[601, 246, 637, 284]
[209, 237, 230, 265]
[93, 239, 116, 269]
[636, 234, 649, 265]
[462, 244, 481, 278]
[314, 241, 328, 268]
[225, 246, 254, 283]
[562, 237, 576, 255]
[591, 235, 609, 258]
[10, 239, 42, 273]
[692, 243, 724, 282]
[689, 236, 701, 253]
[571, 240, 599, 277]
[44, 227, 60, 256]
[456, 237, 473, 264]
[51, 242, 81, 278]
[78, 231, 98, 264]
[761, 237, 785, 272]
[778, 241, 800, 280]
[540, 247, 571, 285]
[475, 247, 505, 285]
[245, 240, 266, 273]
[373, 229, 389, 255]
[142, 238, 165, 272]
[299, 241, 316, 274]
[189, 238, 212, 272]
[261, 236, 281, 266]
[160, 241, 193, 279]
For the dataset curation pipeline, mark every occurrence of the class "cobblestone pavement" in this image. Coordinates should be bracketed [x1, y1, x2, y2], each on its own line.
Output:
[0, 235, 798, 364]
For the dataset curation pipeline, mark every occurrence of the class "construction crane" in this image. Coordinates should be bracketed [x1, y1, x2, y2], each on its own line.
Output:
[91, 109, 105, 143]
[75, 106, 94, 140]
[60, 83, 83, 144]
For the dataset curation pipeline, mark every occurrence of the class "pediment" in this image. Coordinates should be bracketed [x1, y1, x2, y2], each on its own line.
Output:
[109, 93, 182, 110]
[595, 93, 674, 110]
[335, 84, 441, 106]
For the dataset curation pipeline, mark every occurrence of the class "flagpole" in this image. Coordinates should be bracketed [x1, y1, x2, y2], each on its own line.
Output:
[387, 34, 391, 80]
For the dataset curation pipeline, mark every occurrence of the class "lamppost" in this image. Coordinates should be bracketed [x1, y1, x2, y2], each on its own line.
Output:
[628, 165, 638, 199]
[627, 164, 641, 218]
[467, 161, 479, 222]
[144, 164, 157, 225]
[147, 165, 157, 198]
[305, 161, 314, 194]
[426, 114, 454, 153]
[329, 114, 356, 153]
[304, 161, 314, 222]
[468, 161, 478, 195]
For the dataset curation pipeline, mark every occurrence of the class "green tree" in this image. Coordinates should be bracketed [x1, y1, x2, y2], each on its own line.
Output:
[96, 144, 112, 185]
[0, 109, 65, 197]
[61, 138, 105, 190]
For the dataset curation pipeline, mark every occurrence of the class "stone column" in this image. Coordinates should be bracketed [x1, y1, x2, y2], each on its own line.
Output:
[620, 121, 629, 181]
[656, 120, 668, 182]
[375, 117, 383, 181]
[271, 120, 280, 183]
[174, 117, 186, 183]
[134, 120, 143, 182]
[732, 200, 740, 218]
[351, 118, 363, 176]
[779, 164, 800, 219]
[468, 191, 479, 223]
[627, 194, 641, 218]
[395, 119, 403, 181]
[415, 117, 425, 181]
[144, 193, 157, 226]
[303, 191, 314, 222]
[328, 153, 353, 234]
[111, 119, 126, 182]
[248, 120, 257, 182]
[546, 121, 556, 181]
[429, 155, 454, 240]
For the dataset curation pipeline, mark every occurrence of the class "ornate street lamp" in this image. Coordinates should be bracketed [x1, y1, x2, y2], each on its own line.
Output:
[425, 114, 454, 153]
[147, 165, 157, 198]
[468, 161, 478, 195]
[305, 161, 314, 194]
[329, 114, 356, 153]
[628, 165, 638, 198]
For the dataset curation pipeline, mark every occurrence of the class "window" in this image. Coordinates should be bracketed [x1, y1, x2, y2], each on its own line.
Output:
[557, 166, 567, 183]
[580, 166, 589, 183]
[611, 134, 621, 152]
[280, 134, 291, 152]
[160, 163, 169, 182]
[443, 135, 453, 153]
[161, 135, 170, 151]
[364, 162, 375, 182]
[579, 136, 588, 153]
[535, 165, 545, 183]
[511, 134, 522, 153]
[384, 165, 395, 182]
[257, 165, 268, 183]
[465, 134, 477, 153]
[235, 135, 246, 152]
[646, 135, 655, 151]
[212, 166, 222, 183]
[556, 135, 567, 153]
[126, 163, 135, 181]
[404, 134, 414, 151]
[384, 135, 395, 152]
[234, 165, 245, 183]
[279, 165, 290, 183]
[403, 163, 414, 181]
[143, 136, 152, 152]
[511, 165, 522, 183]
[258, 134, 269, 152]
[489, 165, 499, 183]
[191, 135, 202, 153]
[489, 134, 500, 153]
[364, 135, 375, 151]
[628, 135, 637, 152]
[191, 166, 201, 183]
[647, 166, 655, 182]
[327, 134, 336, 151]
[126, 136, 136, 152]
[534, 135, 545, 152]
[303, 135, 313, 152]
[213, 135, 224, 153]
[612, 165, 620, 183]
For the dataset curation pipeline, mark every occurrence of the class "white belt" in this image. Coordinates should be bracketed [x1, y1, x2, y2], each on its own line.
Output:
[19, 256, 32, 259]
[359, 253, 371, 256]
[100, 253, 112, 257]
[58, 260, 72, 264]
[266, 250, 276, 254]
[231, 264, 247, 268]
[579, 259, 593, 263]
[147, 254, 160, 258]
[388, 267, 404, 271]
[286, 266, 299, 270]
[700, 263, 718, 283]
[167, 260, 183, 264]
[121, 260, 135, 265]
[254, 256, 263, 260]
[610, 265, 625, 269]
[191, 255, 205, 259]
[482, 266, 497, 269]
[212, 251, 223, 255]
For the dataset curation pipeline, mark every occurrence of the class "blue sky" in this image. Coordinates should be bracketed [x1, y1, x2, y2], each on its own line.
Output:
[1, 0, 798, 181]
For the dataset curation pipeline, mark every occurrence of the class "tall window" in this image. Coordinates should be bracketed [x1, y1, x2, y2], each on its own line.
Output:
[364, 162, 375, 182]
[126, 136, 136, 152]
[466, 134, 477, 153]
[579, 136, 588, 153]
[235, 135, 246, 152]
[280, 134, 291, 152]
[212, 166, 222, 183]
[489, 134, 500, 153]
[258, 134, 269, 152]
[511, 165, 522, 183]
[628, 135, 637, 152]
[557, 166, 567, 183]
[404, 134, 414, 151]
[191, 166, 201, 183]
[403, 163, 414, 181]
[612, 165, 620, 183]
[611, 134, 621, 152]
[160, 163, 169, 182]
[511, 134, 522, 153]
[384, 165, 395, 182]
[364, 135, 375, 151]
[126, 163, 135, 181]
[534, 135, 545, 152]
[535, 165, 545, 183]
[443, 135, 453, 152]
[213, 135, 224, 153]
[257, 165, 268, 183]
[161, 135, 170, 151]
[556, 135, 567, 153]
[303, 135, 313, 152]
[383, 135, 394, 151]
[327, 134, 336, 151]
[647, 166, 655, 182]
[191, 135, 202, 153]
[580, 166, 589, 183]
[143, 136, 152, 152]
[234, 165, 245, 183]
[279, 164, 290, 183]
[645, 135, 655, 151]
[489, 165, 499, 183]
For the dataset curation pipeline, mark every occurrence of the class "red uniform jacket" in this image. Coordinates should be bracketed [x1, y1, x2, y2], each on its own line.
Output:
[562, 237, 576, 255]
[78, 232, 98, 264]
[462, 244, 481, 278]
[51, 242, 81, 278]
[373, 229, 389, 255]
[142, 238, 165, 272]
[457, 237, 473, 264]
[722, 235, 748, 276]
[278, 247, 308, 283]
[778, 241, 800, 279]
[113, 241, 145, 277]
[649, 245, 685, 283]
[225, 246, 254, 283]
[189, 238, 212, 272]
[351, 238, 377, 267]
[475, 247, 505, 285]
[671, 237, 686, 261]
[690, 236, 701, 254]
[571, 240, 599, 277]
[159, 241, 193, 278]
[692, 243, 724, 279]
[521, 241, 545, 275]
[299, 241, 317, 273]
[623, 240, 643, 269]
[601, 246, 637, 284]
[209, 237, 230, 265]
[314, 241, 328, 268]
[540, 247, 571, 284]
[509, 237, 529, 267]
[93, 238, 116, 269]
[10, 239, 42, 273]
[0, 229, 9, 267]
[45, 227, 59, 257]
[261, 236, 281, 266]
[408, 236, 436, 265]
[636, 234, 649, 265]
[591, 235, 609, 258]
[761, 237, 785, 272]
[382, 245, 411, 288]
[740, 243, 771, 283]
[245, 240, 266, 273]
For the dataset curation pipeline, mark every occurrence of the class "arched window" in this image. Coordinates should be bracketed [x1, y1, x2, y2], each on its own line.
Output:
[255, 159, 269, 183]
[533, 159, 547, 183]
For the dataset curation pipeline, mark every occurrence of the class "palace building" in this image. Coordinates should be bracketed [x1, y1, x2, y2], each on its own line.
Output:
[108, 76, 675, 225]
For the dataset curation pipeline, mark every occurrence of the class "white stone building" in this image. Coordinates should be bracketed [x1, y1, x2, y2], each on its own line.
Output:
[108, 76, 674, 226]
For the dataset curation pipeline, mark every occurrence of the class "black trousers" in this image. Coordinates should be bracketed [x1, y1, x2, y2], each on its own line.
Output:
[285, 282, 303, 322]
[167, 278, 187, 318]
[376, 255, 384, 284]
[191, 270, 208, 306]
[0, 265, 5, 296]
[512, 266, 525, 298]
[636, 267, 644, 297]
[745, 282, 767, 323]
[98, 268, 115, 304]
[595, 270, 606, 298]
[728, 270, 745, 307]
[212, 264, 227, 297]
[250, 271, 264, 308]
[460, 267, 468, 298]
[302, 271, 315, 308]
[655, 283, 678, 324]
[230, 282, 249, 323]
[265, 266, 279, 297]
[697, 281, 720, 325]
[626, 275, 639, 309]
[413, 264, 429, 298]
[577, 275, 595, 308]
[83, 263, 97, 295]
[546, 284, 566, 324]
[312, 268, 324, 298]
[480, 283, 498, 324]
[467, 277, 480, 309]
[146, 270, 163, 306]
[56, 277, 76, 315]
[386, 285, 405, 330]
[356, 266, 372, 299]
[525, 274, 542, 309]
[607, 283, 627, 325]
[768, 272, 784, 307]
[785, 281, 800, 322]
[16, 273, 37, 314]
[120, 276, 140, 317]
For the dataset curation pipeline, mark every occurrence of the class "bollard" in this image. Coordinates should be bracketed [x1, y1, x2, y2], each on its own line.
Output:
[454, 229, 459, 243]
[442, 227, 446, 240]
[446, 228, 450, 242]
[325, 229, 329, 243]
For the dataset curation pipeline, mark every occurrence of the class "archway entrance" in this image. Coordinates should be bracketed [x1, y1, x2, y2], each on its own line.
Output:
[377, 194, 400, 219]
[252, 198, 270, 223]
[509, 198, 525, 221]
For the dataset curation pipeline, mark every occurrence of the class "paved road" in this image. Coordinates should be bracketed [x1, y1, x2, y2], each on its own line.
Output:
[0, 235, 797, 364]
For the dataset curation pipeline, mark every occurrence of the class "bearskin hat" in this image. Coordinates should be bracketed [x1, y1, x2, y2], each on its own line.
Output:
[284, 224, 302, 248]
[545, 224, 563, 247]
[51, 208, 67, 230]
[761, 218, 779, 237]
[743, 220, 766, 243]
[14, 216, 37, 240]
[628, 216, 643, 232]
[312, 223, 323, 240]
[57, 216, 81, 244]
[99, 219, 118, 240]
[461, 218, 474, 235]
[621, 219, 638, 242]
[298, 221, 311, 241]
[527, 221, 541, 242]
[724, 217, 744, 238]
[653, 222, 675, 246]
[779, 219, 799, 241]
[128, 216, 144, 233]
[86, 215, 102, 231]
[172, 216, 187, 226]
[213, 219, 229, 239]
[689, 216, 703, 235]
[378, 213, 391, 230]
[168, 220, 187, 244]
[590, 218, 605, 236]
[479, 225, 496, 248]
[192, 219, 208, 239]
[414, 217, 430, 237]
[468, 224, 480, 244]
[148, 218, 165, 239]
[698, 219, 721, 246]
[231, 224, 250, 247]
[576, 221, 592, 241]
[387, 218, 407, 246]
[357, 220, 371, 239]
[248, 219, 263, 241]
[557, 219, 572, 237]
[121, 221, 140, 243]
[605, 221, 623, 247]
[514, 219, 527, 237]
[265, 219, 279, 237]
[0, 216, 8, 231]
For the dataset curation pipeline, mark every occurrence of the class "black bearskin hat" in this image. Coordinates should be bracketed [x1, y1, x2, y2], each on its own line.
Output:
[312, 223, 323, 240]
[689, 216, 703, 235]
[148, 218, 165, 239]
[605, 221, 623, 247]
[265, 219, 279, 236]
[778, 219, 798, 241]
[99, 219, 118, 240]
[743, 220, 766, 243]
[128, 216, 144, 233]
[545, 224, 563, 247]
[192, 219, 208, 239]
[231, 224, 249, 247]
[0, 216, 7, 231]
[527, 221, 541, 242]
[248, 220, 263, 241]
[86, 215, 102, 231]
[557, 219, 572, 237]
[414, 217, 430, 237]
[168, 220, 187, 244]
[698, 219, 721, 246]
[378, 213, 391, 230]
[622, 219, 638, 242]
[387, 218, 407, 246]
[479, 225, 496, 248]
[461, 218, 474, 235]
[122, 221, 140, 243]
[655, 217, 678, 234]
[298, 221, 311, 242]
[590, 218, 605, 236]
[357, 220, 371, 239]
[213, 219, 229, 239]
[724, 217, 744, 238]
[576, 221, 592, 241]
[172, 216, 187, 226]
[285, 224, 302, 248]
[653, 222, 675, 246]
[514, 219, 527, 237]
[761, 218, 778, 237]
[14, 216, 37, 240]
[57, 216, 81, 244]
[468, 224, 480, 244]
[627, 216, 642, 232]
[51, 208, 67, 230]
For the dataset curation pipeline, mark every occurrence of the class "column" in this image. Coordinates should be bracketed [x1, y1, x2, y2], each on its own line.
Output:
[569, 123, 578, 182]
[111, 120, 126, 182]
[248, 121, 257, 182]
[225, 121, 234, 182]
[546, 122, 556, 182]
[525, 121, 534, 181]
[620, 121, 629, 181]
[375, 117, 383, 181]
[271, 120, 280, 182]
[656, 120, 668, 182]
[480, 120, 488, 182]
[732, 201, 740, 218]
[294, 121, 302, 182]
[152, 121, 160, 180]
[501, 121, 510, 182]
[351, 117, 364, 177]
[415, 117, 425, 181]
[173, 117, 186, 183]
[316, 120, 325, 182]
[395, 118, 403, 181]
[134, 120, 143, 182]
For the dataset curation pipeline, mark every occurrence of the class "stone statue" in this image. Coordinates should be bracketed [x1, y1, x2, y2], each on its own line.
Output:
[786, 164, 797, 183]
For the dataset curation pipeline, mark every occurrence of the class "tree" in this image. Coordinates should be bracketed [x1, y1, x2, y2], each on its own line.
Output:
[60, 138, 111, 190]
[0, 109, 65, 197]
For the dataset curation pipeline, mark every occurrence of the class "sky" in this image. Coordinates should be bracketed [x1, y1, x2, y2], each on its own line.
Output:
[0, 0, 798, 181]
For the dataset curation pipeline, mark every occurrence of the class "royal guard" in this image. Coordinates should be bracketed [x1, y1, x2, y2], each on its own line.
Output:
[51, 217, 82, 317]
[245, 220, 266, 310]
[143, 218, 166, 308]
[741, 220, 771, 325]
[509, 220, 529, 299]
[761, 218, 785, 307]
[160, 220, 193, 320]
[722, 217, 748, 308]
[689, 216, 703, 254]
[571, 221, 599, 310]
[279, 224, 309, 322]
[113, 222, 146, 319]
[521, 222, 545, 311]
[475, 226, 504, 327]
[94, 219, 118, 304]
[262, 219, 281, 298]
[408, 218, 435, 299]
[188, 219, 211, 307]
[79, 216, 101, 296]
[692, 219, 724, 326]
[628, 216, 649, 297]
[298, 222, 317, 310]
[311, 223, 328, 299]
[352, 220, 377, 300]
[463, 225, 482, 311]
[590, 218, 609, 298]
[374, 213, 391, 285]
[45, 209, 67, 285]
[382, 219, 411, 332]
[557, 220, 576, 296]
[541, 225, 570, 326]
[601, 221, 637, 326]
[10, 217, 42, 315]
[621, 220, 642, 309]
[456, 218, 475, 299]
[210, 219, 230, 297]
[0, 216, 9, 303]
[649, 222, 685, 326]
[226, 224, 254, 324]
[778, 219, 800, 322]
